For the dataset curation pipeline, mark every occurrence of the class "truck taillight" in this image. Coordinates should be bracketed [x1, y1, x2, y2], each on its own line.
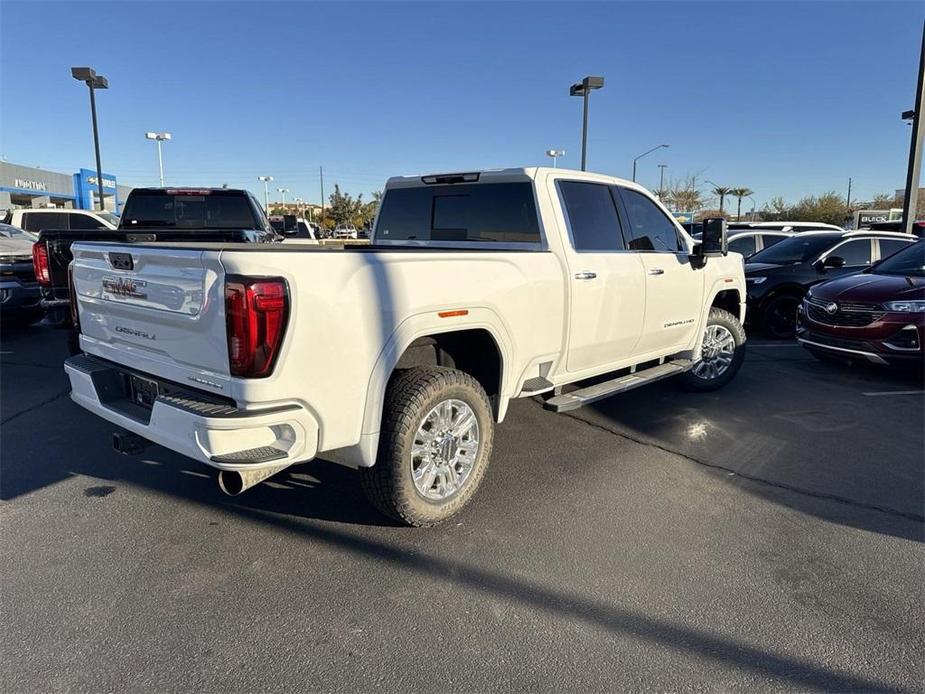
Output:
[32, 242, 50, 286]
[225, 277, 289, 378]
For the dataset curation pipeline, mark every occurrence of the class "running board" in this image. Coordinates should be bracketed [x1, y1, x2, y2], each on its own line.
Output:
[543, 360, 693, 413]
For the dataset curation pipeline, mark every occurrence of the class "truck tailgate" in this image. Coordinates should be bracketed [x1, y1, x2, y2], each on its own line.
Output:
[72, 242, 231, 389]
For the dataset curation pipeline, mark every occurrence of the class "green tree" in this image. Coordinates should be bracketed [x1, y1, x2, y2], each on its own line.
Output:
[867, 192, 902, 209]
[711, 185, 733, 215]
[729, 187, 754, 221]
[785, 192, 848, 226]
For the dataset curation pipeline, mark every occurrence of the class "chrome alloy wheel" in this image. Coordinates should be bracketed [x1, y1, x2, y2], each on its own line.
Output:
[410, 398, 480, 501]
[693, 324, 736, 380]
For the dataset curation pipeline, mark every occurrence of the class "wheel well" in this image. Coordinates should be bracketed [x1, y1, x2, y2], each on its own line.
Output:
[394, 329, 503, 416]
[711, 289, 741, 317]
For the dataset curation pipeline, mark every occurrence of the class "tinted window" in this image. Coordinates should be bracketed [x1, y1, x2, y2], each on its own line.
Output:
[878, 239, 910, 260]
[68, 213, 108, 230]
[375, 182, 540, 244]
[749, 233, 841, 265]
[728, 235, 757, 257]
[829, 239, 872, 266]
[121, 191, 258, 229]
[22, 212, 67, 232]
[618, 188, 681, 251]
[559, 181, 624, 251]
[872, 241, 924, 277]
[761, 234, 787, 248]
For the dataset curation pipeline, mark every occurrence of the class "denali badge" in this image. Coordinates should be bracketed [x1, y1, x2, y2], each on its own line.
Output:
[114, 325, 156, 341]
[824, 302, 838, 315]
[102, 276, 147, 299]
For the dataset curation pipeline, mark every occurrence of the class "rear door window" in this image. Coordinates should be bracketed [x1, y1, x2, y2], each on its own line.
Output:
[878, 239, 911, 260]
[375, 182, 541, 244]
[558, 181, 625, 251]
[616, 188, 682, 252]
[760, 234, 787, 248]
[68, 213, 108, 230]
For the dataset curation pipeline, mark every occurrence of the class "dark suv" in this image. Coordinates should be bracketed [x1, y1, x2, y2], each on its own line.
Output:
[744, 231, 916, 338]
[796, 240, 924, 366]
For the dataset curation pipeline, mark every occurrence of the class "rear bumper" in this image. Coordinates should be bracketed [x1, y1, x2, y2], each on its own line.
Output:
[64, 355, 320, 471]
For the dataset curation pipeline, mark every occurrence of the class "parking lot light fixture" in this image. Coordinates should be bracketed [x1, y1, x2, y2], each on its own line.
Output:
[277, 187, 290, 207]
[71, 66, 109, 211]
[545, 149, 566, 168]
[257, 176, 274, 212]
[144, 132, 171, 186]
[569, 76, 604, 171]
[632, 144, 669, 182]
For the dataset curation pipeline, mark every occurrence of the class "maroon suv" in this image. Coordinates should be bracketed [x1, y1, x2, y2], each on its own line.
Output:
[796, 240, 924, 366]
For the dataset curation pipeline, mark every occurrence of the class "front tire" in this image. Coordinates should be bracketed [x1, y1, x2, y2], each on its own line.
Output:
[677, 307, 746, 392]
[359, 366, 494, 527]
[760, 293, 801, 339]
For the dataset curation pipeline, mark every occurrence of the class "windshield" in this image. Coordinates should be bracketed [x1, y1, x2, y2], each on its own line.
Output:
[871, 241, 925, 277]
[748, 233, 840, 265]
[97, 211, 120, 226]
[120, 191, 258, 229]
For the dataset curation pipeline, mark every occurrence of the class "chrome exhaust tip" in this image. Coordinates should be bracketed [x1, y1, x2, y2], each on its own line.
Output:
[217, 464, 288, 496]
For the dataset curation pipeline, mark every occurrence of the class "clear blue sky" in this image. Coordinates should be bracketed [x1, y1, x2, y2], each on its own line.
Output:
[2, 1, 923, 209]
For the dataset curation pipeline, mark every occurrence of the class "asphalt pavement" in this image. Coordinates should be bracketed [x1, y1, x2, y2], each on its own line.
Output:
[1, 325, 922, 692]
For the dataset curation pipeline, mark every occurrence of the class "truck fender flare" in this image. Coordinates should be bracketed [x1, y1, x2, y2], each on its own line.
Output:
[360, 308, 514, 438]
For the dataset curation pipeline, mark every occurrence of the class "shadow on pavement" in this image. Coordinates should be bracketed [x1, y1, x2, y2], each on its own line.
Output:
[0, 402, 904, 692]
[575, 342, 924, 542]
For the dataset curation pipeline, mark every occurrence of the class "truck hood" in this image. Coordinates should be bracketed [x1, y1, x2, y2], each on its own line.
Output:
[810, 272, 925, 303]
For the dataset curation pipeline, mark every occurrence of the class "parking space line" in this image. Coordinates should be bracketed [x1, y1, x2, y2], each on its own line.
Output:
[862, 390, 923, 397]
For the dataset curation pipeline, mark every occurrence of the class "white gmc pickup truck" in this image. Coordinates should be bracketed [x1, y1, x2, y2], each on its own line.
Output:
[65, 168, 746, 526]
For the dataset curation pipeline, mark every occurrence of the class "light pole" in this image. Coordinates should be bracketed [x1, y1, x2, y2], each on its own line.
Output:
[144, 132, 171, 186]
[545, 149, 566, 168]
[747, 195, 757, 221]
[71, 67, 108, 211]
[257, 176, 273, 212]
[900, 21, 924, 235]
[569, 76, 604, 171]
[294, 197, 304, 218]
[657, 164, 668, 199]
[632, 144, 669, 182]
[277, 187, 289, 209]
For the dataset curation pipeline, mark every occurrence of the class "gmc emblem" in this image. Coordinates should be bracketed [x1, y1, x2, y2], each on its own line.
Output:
[102, 276, 147, 299]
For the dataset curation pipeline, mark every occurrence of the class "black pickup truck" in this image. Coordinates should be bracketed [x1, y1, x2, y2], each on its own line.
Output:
[32, 188, 281, 326]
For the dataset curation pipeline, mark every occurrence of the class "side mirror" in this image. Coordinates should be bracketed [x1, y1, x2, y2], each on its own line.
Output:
[814, 255, 845, 272]
[698, 218, 727, 258]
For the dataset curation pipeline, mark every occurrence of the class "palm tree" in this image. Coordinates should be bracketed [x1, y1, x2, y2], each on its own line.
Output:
[711, 185, 733, 216]
[730, 187, 754, 221]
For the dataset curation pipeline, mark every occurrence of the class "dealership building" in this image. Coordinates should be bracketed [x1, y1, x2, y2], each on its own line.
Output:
[0, 161, 134, 213]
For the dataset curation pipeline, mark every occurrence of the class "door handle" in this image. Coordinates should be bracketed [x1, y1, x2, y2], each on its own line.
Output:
[574, 272, 597, 280]
[648, 268, 665, 276]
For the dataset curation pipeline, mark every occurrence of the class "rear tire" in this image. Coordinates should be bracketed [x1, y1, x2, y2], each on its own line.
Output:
[359, 366, 494, 527]
[677, 308, 746, 392]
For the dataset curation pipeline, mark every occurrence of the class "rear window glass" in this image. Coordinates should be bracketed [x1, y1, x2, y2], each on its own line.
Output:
[121, 191, 258, 229]
[375, 182, 541, 244]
